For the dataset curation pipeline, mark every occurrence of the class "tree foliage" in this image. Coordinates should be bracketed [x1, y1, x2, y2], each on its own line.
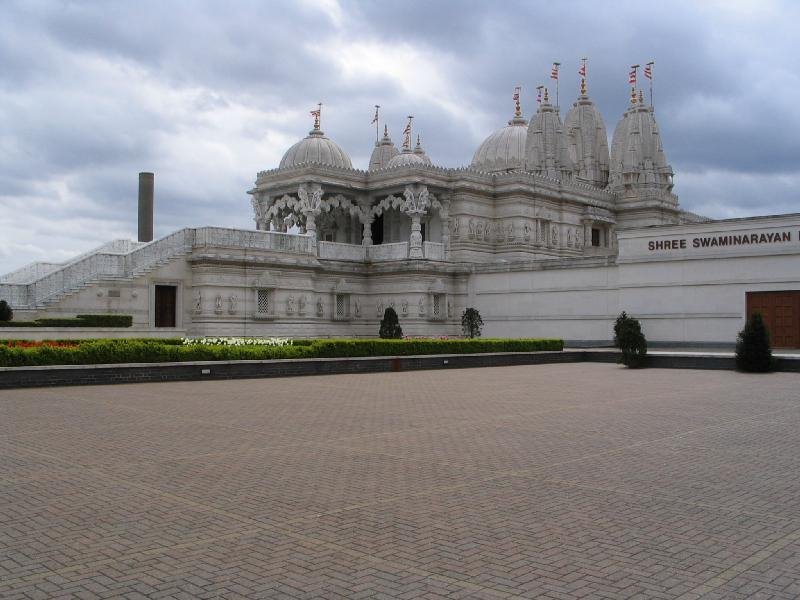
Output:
[613, 311, 648, 368]
[378, 307, 403, 339]
[0, 300, 12, 322]
[735, 312, 773, 372]
[461, 307, 484, 338]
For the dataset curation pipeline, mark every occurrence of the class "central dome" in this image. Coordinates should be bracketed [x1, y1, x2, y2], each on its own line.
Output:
[279, 127, 352, 170]
[471, 115, 528, 172]
[386, 148, 426, 168]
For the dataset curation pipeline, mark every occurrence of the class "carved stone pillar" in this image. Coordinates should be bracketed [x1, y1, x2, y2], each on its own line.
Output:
[439, 196, 450, 258]
[358, 197, 374, 246]
[298, 183, 323, 250]
[400, 184, 430, 259]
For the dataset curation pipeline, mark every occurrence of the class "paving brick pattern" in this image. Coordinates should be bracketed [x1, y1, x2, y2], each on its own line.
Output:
[1, 364, 799, 599]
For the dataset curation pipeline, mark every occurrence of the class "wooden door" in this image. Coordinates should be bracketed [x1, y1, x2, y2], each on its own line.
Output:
[746, 291, 800, 348]
[154, 285, 177, 328]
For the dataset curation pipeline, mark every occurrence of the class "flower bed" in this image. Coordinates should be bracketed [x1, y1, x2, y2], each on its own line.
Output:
[0, 337, 563, 367]
[182, 337, 292, 347]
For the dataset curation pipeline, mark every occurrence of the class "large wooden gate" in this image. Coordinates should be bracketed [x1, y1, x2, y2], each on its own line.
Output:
[746, 291, 800, 348]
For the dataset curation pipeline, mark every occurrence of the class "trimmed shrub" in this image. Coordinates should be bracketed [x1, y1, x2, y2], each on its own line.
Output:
[461, 307, 484, 338]
[379, 307, 403, 339]
[0, 337, 564, 367]
[613, 311, 648, 368]
[0, 300, 12, 322]
[736, 312, 773, 373]
[0, 314, 132, 328]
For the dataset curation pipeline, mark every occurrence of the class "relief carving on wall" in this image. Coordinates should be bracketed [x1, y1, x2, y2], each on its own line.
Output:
[468, 219, 476, 239]
[298, 295, 307, 315]
[214, 294, 223, 314]
[353, 297, 361, 317]
[523, 221, 531, 242]
[418, 296, 426, 316]
[228, 295, 237, 315]
[286, 295, 295, 314]
[401, 298, 408, 316]
[193, 290, 202, 314]
[316, 296, 324, 317]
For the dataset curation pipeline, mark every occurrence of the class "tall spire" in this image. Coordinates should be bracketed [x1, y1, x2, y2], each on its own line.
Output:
[513, 86, 522, 118]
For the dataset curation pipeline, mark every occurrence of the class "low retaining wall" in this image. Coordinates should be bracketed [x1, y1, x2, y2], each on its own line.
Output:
[0, 351, 797, 389]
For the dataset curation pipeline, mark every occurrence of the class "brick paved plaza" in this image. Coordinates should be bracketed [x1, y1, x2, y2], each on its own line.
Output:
[1, 364, 799, 599]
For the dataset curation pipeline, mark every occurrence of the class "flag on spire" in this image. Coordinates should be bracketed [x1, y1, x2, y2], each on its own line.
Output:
[550, 62, 560, 80]
[578, 60, 586, 78]
[629, 65, 639, 85]
[644, 62, 653, 80]
[402, 116, 413, 149]
[371, 105, 379, 124]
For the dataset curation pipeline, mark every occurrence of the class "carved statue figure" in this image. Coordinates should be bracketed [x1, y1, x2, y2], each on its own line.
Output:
[523, 221, 531, 242]
[506, 222, 514, 241]
[353, 297, 361, 317]
[451, 218, 460, 238]
[401, 298, 408, 316]
[194, 290, 202, 313]
[316, 296, 324, 316]
[287, 295, 295, 314]
[377, 299, 384, 317]
[551, 224, 558, 246]
[215, 294, 223, 313]
[228, 295, 237, 314]
[418, 296, 426, 316]
[468, 218, 476, 239]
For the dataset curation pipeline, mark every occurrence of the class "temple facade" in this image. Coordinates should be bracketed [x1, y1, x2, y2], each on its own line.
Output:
[2, 82, 799, 347]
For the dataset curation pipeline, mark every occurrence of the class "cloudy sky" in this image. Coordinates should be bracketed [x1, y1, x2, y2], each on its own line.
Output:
[1, 0, 798, 273]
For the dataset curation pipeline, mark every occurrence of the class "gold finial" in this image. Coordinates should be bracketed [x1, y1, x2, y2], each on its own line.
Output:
[579, 58, 587, 95]
[383, 124, 389, 137]
[513, 86, 522, 117]
[310, 102, 322, 129]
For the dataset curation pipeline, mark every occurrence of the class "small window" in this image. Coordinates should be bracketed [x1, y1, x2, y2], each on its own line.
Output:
[323, 232, 335, 242]
[334, 293, 350, 320]
[591, 228, 601, 247]
[431, 294, 445, 321]
[256, 288, 274, 318]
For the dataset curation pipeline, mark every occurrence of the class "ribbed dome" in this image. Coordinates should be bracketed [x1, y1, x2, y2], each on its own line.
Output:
[471, 115, 528, 172]
[564, 92, 609, 187]
[280, 127, 352, 169]
[368, 126, 399, 170]
[609, 95, 673, 190]
[386, 148, 426, 168]
[525, 93, 573, 180]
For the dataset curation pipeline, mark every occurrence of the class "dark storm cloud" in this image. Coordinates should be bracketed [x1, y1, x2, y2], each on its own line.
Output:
[0, 0, 798, 273]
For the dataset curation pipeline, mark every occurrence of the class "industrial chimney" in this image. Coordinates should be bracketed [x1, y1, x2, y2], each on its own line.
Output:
[137, 172, 154, 243]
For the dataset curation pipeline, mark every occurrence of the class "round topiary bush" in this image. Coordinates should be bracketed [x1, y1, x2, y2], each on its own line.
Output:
[461, 307, 483, 338]
[0, 300, 12, 322]
[379, 307, 403, 339]
[613, 311, 648, 368]
[735, 312, 773, 372]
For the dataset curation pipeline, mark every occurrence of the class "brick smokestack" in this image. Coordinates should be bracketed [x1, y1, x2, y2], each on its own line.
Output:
[138, 172, 154, 243]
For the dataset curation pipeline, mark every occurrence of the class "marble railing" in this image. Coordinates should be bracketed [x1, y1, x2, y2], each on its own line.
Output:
[0, 262, 63, 284]
[366, 242, 409, 261]
[194, 228, 314, 254]
[0, 229, 447, 309]
[318, 241, 367, 261]
[423, 242, 446, 261]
